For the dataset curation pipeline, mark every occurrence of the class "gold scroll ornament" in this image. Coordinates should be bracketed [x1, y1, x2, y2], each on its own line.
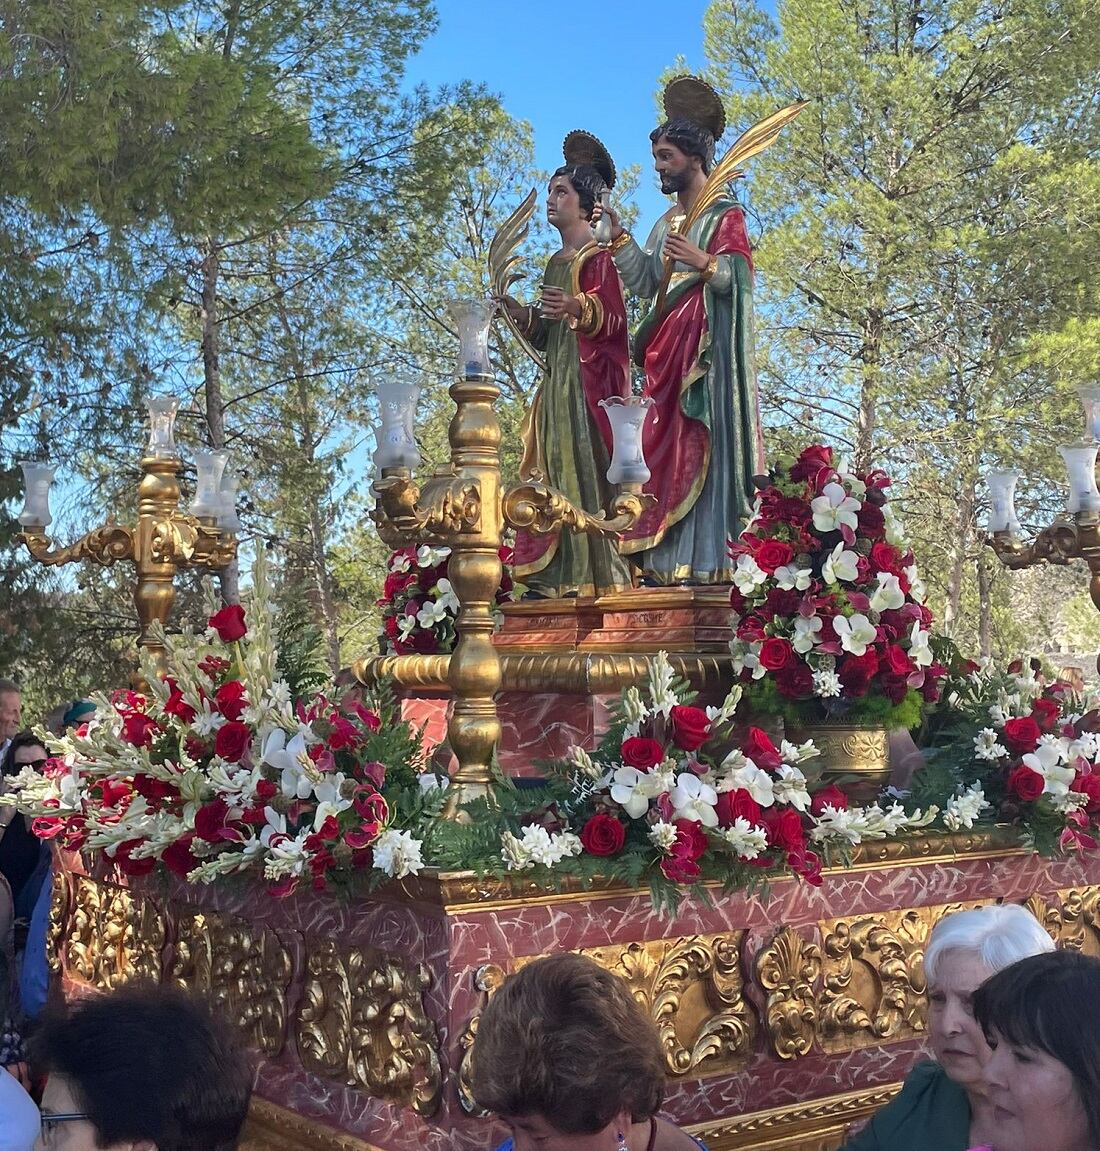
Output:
[64, 876, 164, 989]
[755, 926, 822, 1060]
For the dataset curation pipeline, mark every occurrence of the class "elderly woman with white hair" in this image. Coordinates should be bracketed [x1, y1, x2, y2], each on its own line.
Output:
[839, 902, 1055, 1151]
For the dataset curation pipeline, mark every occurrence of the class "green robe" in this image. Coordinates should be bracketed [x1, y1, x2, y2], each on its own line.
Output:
[839, 1061, 972, 1151]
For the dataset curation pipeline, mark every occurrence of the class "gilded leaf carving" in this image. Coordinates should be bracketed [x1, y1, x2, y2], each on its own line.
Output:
[755, 927, 822, 1060]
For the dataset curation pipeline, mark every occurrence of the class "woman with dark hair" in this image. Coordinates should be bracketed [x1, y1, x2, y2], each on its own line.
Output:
[504, 131, 633, 600]
[0, 733, 50, 916]
[973, 949, 1100, 1151]
[471, 953, 700, 1151]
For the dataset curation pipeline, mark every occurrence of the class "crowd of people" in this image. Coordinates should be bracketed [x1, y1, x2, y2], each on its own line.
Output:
[1, 669, 1099, 1151]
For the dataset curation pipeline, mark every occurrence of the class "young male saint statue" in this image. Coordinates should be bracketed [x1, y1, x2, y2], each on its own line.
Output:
[597, 77, 766, 586]
[502, 133, 633, 599]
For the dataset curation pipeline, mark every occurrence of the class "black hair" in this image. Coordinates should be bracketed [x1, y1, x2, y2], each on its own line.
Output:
[649, 117, 715, 175]
[973, 950, 1100, 1148]
[1, 730, 48, 777]
[32, 984, 253, 1151]
[549, 163, 608, 221]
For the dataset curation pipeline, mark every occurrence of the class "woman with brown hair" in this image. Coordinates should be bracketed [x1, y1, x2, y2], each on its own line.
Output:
[470, 952, 701, 1151]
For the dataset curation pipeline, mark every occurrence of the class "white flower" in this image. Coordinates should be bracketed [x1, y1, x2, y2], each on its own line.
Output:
[781, 739, 821, 763]
[648, 821, 679, 851]
[883, 504, 906, 546]
[372, 829, 424, 878]
[610, 766, 655, 818]
[822, 543, 859, 584]
[669, 773, 719, 826]
[834, 613, 877, 656]
[722, 763, 775, 807]
[1021, 743, 1076, 797]
[263, 727, 319, 800]
[869, 572, 905, 612]
[838, 470, 867, 497]
[390, 552, 412, 574]
[974, 728, 1008, 762]
[622, 686, 647, 725]
[773, 765, 811, 812]
[908, 622, 933, 668]
[730, 640, 767, 679]
[943, 784, 990, 830]
[793, 616, 823, 654]
[775, 564, 813, 591]
[810, 805, 866, 845]
[397, 614, 418, 640]
[904, 563, 926, 602]
[706, 684, 744, 726]
[647, 651, 678, 718]
[566, 746, 602, 779]
[190, 698, 227, 737]
[313, 773, 353, 829]
[416, 544, 451, 567]
[732, 554, 768, 594]
[813, 670, 843, 698]
[434, 577, 459, 614]
[416, 597, 452, 629]
[720, 818, 769, 859]
[811, 482, 861, 533]
[501, 825, 581, 870]
[418, 772, 449, 794]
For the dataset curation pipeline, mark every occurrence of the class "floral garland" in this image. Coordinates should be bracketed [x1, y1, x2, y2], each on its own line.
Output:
[378, 544, 514, 655]
[728, 445, 946, 728]
[2, 560, 437, 896]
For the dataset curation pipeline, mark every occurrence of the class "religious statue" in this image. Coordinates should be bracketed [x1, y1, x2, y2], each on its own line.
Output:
[498, 133, 633, 599]
[598, 78, 802, 586]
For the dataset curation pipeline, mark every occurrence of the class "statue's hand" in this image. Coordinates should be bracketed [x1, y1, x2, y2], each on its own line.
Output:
[538, 286, 581, 321]
[498, 295, 527, 323]
[590, 200, 623, 241]
[663, 232, 710, 271]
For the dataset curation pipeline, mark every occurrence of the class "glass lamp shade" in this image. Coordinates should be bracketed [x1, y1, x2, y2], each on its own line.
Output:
[985, 469, 1022, 534]
[18, 462, 55, 528]
[600, 396, 655, 485]
[1078, 384, 1100, 442]
[1059, 443, 1100, 514]
[447, 298, 495, 378]
[216, 465, 241, 532]
[190, 449, 230, 519]
[373, 373, 422, 470]
[146, 396, 181, 460]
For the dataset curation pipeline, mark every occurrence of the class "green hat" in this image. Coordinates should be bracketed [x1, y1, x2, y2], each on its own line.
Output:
[62, 700, 96, 728]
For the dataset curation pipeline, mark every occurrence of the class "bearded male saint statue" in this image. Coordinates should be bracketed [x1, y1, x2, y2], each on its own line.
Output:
[597, 77, 766, 586]
[501, 132, 633, 599]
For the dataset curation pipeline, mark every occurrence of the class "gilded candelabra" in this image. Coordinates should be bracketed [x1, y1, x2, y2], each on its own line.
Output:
[17, 397, 239, 674]
[369, 299, 654, 816]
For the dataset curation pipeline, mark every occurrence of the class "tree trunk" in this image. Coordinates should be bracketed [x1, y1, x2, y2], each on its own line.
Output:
[201, 241, 240, 604]
[853, 307, 882, 470]
[977, 550, 992, 658]
[943, 470, 976, 636]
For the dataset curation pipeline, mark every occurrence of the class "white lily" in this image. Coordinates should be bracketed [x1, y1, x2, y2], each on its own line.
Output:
[313, 772, 353, 829]
[1021, 743, 1077, 797]
[416, 544, 451, 567]
[909, 622, 934, 667]
[434, 577, 460, 614]
[822, 543, 859, 584]
[732, 554, 768, 594]
[869, 572, 905, 612]
[811, 482, 861, 533]
[834, 613, 877, 656]
[775, 564, 813, 591]
[263, 727, 319, 800]
[610, 766, 655, 819]
[416, 597, 451, 629]
[669, 773, 719, 827]
[904, 563, 927, 602]
[722, 763, 776, 807]
[793, 616, 823, 654]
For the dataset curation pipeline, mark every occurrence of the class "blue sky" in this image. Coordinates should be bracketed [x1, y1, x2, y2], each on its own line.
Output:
[402, 0, 715, 223]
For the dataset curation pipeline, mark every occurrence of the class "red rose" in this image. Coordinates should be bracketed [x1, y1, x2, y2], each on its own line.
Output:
[580, 813, 627, 856]
[775, 660, 814, 699]
[883, 644, 914, 678]
[763, 807, 806, 852]
[1072, 769, 1100, 812]
[215, 680, 248, 721]
[214, 720, 252, 763]
[881, 674, 910, 704]
[670, 705, 711, 751]
[759, 637, 796, 671]
[857, 503, 885, 539]
[660, 820, 709, 883]
[838, 649, 880, 697]
[755, 539, 795, 574]
[622, 737, 665, 770]
[716, 788, 762, 828]
[743, 727, 783, 770]
[195, 798, 234, 843]
[762, 588, 802, 618]
[382, 570, 416, 600]
[1031, 697, 1061, 733]
[1007, 765, 1045, 802]
[120, 712, 159, 748]
[132, 775, 179, 805]
[163, 678, 197, 724]
[162, 835, 198, 878]
[789, 445, 834, 483]
[870, 541, 902, 575]
[1002, 716, 1041, 755]
[208, 603, 247, 643]
[729, 587, 747, 613]
[113, 840, 157, 877]
[810, 784, 850, 816]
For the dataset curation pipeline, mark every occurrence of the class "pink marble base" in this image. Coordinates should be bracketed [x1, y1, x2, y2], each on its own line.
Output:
[53, 846, 1100, 1151]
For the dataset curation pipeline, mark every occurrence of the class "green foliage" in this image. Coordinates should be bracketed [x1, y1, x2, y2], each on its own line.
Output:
[274, 596, 330, 702]
[744, 675, 923, 731]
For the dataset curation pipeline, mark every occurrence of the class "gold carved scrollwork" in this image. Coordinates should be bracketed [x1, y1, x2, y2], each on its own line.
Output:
[295, 940, 442, 1116]
[1025, 893, 1065, 943]
[65, 876, 163, 989]
[457, 964, 506, 1116]
[46, 873, 69, 974]
[1054, 887, 1100, 954]
[171, 910, 291, 1055]
[577, 935, 754, 1078]
[755, 927, 821, 1060]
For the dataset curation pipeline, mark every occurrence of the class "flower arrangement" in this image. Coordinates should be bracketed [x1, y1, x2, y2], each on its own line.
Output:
[728, 444, 946, 729]
[3, 559, 438, 896]
[378, 543, 514, 655]
[433, 652, 938, 909]
[912, 666, 1100, 853]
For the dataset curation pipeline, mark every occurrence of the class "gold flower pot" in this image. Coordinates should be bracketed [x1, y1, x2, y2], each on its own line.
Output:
[786, 724, 891, 801]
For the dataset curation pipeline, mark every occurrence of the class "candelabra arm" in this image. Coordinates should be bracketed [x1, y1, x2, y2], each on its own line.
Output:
[502, 480, 657, 538]
[162, 514, 238, 571]
[19, 523, 136, 568]
[371, 467, 482, 547]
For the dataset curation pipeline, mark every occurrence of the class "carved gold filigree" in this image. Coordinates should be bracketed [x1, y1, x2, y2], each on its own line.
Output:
[242, 1099, 385, 1151]
[817, 902, 981, 1053]
[1054, 887, 1100, 955]
[457, 964, 506, 1115]
[65, 876, 163, 989]
[755, 927, 821, 1060]
[1025, 893, 1065, 943]
[295, 940, 442, 1116]
[170, 909, 291, 1055]
[46, 872, 68, 974]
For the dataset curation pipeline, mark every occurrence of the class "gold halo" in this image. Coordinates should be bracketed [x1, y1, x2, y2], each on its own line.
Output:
[562, 130, 616, 189]
[663, 75, 726, 141]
